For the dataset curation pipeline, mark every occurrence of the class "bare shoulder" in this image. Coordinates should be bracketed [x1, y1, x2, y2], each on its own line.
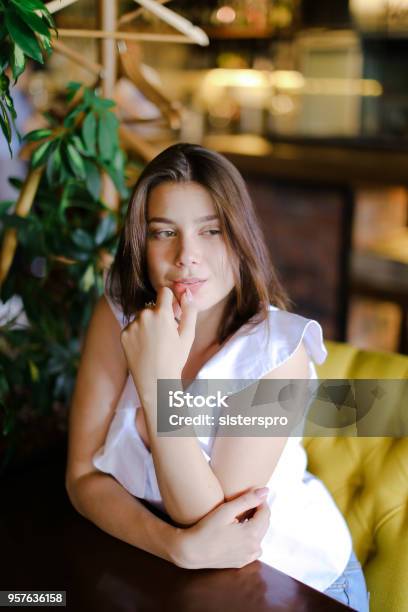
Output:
[66, 294, 128, 489]
[81, 294, 128, 376]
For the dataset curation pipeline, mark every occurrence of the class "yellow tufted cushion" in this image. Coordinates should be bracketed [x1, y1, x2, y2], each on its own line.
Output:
[302, 341, 408, 612]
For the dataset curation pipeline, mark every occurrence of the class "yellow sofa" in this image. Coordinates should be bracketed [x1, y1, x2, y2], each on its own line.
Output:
[303, 341, 408, 612]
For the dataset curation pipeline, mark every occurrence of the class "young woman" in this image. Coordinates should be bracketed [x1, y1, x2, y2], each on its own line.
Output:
[66, 143, 370, 611]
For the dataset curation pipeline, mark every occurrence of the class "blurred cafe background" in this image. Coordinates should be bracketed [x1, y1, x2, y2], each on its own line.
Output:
[1, 0, 408, 471]
[130, 0, 408, 356]
[2, 0, 408, 351]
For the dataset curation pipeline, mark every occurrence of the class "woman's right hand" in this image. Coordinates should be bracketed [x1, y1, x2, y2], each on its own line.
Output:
[172, 488, 271, 569]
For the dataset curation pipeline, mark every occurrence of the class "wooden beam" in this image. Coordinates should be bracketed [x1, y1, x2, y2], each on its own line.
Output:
[52, 39, 103, 76]
[44, 0, 79, 15]
[118, 0, 170, 27]
[55, 29, 197, 43]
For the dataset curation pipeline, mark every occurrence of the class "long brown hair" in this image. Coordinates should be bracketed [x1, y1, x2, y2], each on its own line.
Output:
[106, 142, 290, 344]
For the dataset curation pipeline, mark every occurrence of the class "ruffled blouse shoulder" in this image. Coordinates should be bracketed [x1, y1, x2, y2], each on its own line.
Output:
[196, 305, 328, 381]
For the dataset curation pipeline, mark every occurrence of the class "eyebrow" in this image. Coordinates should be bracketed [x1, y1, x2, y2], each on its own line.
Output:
[147, 214, 219, 224]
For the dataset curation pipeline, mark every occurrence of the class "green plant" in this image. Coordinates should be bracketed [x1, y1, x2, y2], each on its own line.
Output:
[0, 0, 55, 155]
[0, 82, 131, 471]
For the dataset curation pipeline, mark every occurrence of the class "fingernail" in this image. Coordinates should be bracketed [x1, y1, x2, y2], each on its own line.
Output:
[185, 287, 193, 303]
[254, 487, 269, 498]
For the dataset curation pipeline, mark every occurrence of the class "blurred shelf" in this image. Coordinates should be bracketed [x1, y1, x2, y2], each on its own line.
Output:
[364, 229, 408, 265]
[358, 30, 408, 40]
[351, 250, 408, 295]
[203, 134, 408, 186]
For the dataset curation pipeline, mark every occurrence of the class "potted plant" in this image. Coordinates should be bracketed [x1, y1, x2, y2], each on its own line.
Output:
[0, 0, 135, 473]
[0, 78, 132, 473]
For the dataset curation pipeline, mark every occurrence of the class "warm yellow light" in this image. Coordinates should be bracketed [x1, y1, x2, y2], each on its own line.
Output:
[302, 78, 383, 96]
[216, 6, 236, 24]
[203, 69, 270, 89]
[350, 0, 386, 18]
[270, 71, 305, 90]
[269, 94, 295, 114]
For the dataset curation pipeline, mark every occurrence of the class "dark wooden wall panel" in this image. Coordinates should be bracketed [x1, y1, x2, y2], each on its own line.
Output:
[246, 177, 350, 340]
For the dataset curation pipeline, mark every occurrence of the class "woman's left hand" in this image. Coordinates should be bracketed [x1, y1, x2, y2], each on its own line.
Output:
[120, 286, 198, 404]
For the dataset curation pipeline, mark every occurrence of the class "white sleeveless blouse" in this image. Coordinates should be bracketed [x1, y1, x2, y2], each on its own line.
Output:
[93, 282, 352, 592]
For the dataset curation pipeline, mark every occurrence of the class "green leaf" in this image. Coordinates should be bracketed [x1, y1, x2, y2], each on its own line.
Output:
[79, 263, 95, 292]
[0, 200, 14, 215]
[0, 40, 10, 71]
[11, 0, 48, 10]
[97, 112, 118, 161]
[66, 143, 86, 179]
[10, 42, 25, 82]
[100, 160, 128, 199]
[112, 149, 125, 173]
[1, 213, 29, 231]
[58, 181, 72, 221]
[0, 21, 7, 42]
[38, 7, 56, 32]
[95, 214, 115, 246]
[63, 101, 86, 128]
[24, 128, 53, 142]
[66, 81, 82, 101]
[31, 139, 56, 168]
[8, 176, 23, 189]
[3, 90, 16, 118]
[5, 9, 44, 63]
[0, 72, 10, 95]
[83, 87, 95, 106]
[0, 101, 12, 156]
[37, 33, 52, 56]
[71, 228, 94, 251]
[12, 4, 50, 37]
[70, 134, 88, 156]
[83, 159, 100, 200]
[0, 101, 11, 141]
[93, 97, 115, 111]
[58, 153, 72, 182]
[82, 112, 96, 155]
[1, 215, 43, 252]
[28, 358, 40, 382]
[46, 145, 62, 183]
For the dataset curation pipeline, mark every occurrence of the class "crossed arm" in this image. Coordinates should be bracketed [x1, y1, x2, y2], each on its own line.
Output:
[139, 340, 310, 526]
[66, 294, 310, 535]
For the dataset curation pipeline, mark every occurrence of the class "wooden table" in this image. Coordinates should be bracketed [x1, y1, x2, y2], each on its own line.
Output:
[1, 460, 353, 611]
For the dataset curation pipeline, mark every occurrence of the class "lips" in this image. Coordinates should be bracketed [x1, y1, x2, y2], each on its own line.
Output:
[172, 279, 207, 294]
[173, 278, 205, 283]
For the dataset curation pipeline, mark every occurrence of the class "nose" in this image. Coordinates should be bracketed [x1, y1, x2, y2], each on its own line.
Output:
[174, 233, 201, 267]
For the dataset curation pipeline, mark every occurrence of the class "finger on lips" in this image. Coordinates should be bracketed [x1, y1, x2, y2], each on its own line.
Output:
[155, 285, 173, 310]
[182, 287, 193, 304]
[172, 296, 182, 321]
[145, 286, 190, 324]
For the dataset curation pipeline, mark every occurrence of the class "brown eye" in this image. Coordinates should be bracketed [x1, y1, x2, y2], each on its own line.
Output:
[202, 229, 222, 236]
[149, 230, 176, 238]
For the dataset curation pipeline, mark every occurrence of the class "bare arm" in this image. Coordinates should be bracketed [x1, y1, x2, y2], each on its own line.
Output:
[210, 341, 310, 499]
[67, 471, 179, 562]
[65, 296, 181, 564]
[65, 295, 272, 570]
[138, 341, 309, 525]
[142, 398, 225, 526]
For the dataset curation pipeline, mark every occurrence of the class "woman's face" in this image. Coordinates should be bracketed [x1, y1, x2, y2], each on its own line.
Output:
[146, 181, 236, 312]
